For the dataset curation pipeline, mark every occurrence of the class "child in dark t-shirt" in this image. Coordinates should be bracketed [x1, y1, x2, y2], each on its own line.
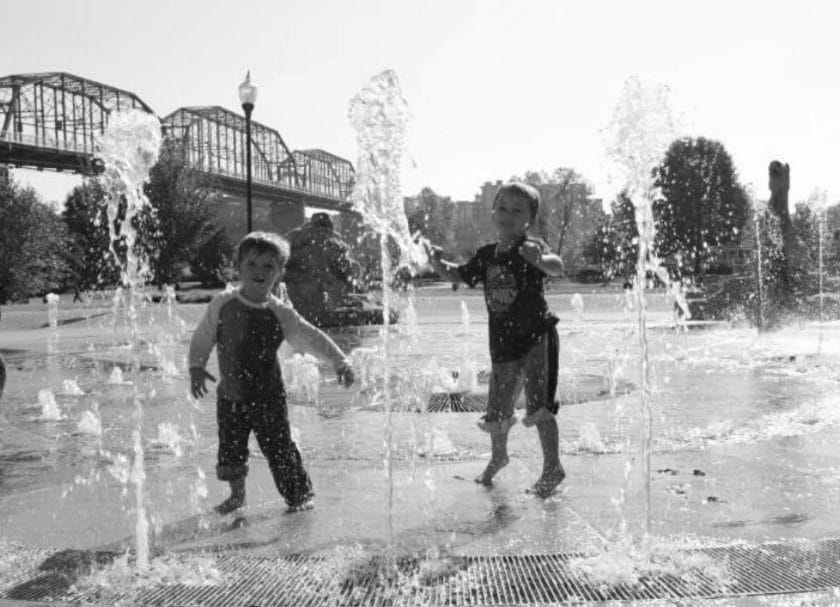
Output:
[429, 182, 566, 496]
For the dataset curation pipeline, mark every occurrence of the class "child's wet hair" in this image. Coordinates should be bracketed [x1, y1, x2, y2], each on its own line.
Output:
[493, 182, 541, 220]
[235, 231, 290, 268]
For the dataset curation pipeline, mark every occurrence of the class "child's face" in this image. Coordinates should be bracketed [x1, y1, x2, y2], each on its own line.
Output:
[493, 192, 532, 242]
[239, 249, 283, 303]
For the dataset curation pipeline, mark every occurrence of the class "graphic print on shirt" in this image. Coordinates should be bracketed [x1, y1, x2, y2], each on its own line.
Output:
[485, 264, 518, 313]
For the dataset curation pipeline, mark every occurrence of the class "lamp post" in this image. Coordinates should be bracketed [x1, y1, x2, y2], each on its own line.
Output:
[238, 71, 258, 233]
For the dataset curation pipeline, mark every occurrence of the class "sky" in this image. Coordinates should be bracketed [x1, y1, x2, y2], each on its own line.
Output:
[3, 0, 840, 209]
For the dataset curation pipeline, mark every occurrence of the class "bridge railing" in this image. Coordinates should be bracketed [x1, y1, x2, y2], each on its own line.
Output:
[209, 165, 347, 203]
[0, 131, 93, 155]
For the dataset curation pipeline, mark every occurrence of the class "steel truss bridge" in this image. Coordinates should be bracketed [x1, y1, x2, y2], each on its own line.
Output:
[0, 72, 354, 210]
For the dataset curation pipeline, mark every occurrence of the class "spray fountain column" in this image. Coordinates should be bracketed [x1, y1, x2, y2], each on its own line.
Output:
[348, 71, 425, 559]
[605, 76, 677, 547]
[97, 110, 162, 571]
[749, 188, 767, 331]
[808, 188, 828, 353]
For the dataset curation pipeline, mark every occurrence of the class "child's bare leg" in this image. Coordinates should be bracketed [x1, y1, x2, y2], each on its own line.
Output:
[532, 416, 565, 495]
[214, 477, 246, 514]
[475, 428, 510, 486]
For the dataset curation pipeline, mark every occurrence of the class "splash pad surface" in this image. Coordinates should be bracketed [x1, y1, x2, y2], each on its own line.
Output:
[2, 285, 840, 605]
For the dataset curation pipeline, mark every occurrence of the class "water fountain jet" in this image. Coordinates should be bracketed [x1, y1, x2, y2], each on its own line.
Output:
[96, 109, 162, 570]
[605, 75, 678, 547]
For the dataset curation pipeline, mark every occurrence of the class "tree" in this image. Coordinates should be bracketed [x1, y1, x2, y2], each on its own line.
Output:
[0, 177, 72, 303]
[514, 168, 593, 256]
[63, 179, 120, 290]
[23, 203, 75, 297]
[63, 139, 224, 289]
[791, 202, 823, 273]
[139, 139, 223, 286]
[583, 192, 638, 280]
[511, 168, 604, 272]
[653, 137, 749, 279]
[190, 227, 234, 287]
[405, 187, 456, 247]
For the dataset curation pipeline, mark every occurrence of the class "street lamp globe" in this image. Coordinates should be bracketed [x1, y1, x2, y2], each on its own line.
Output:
[238, 71, 258, 109]
[238, 71, 257, 233]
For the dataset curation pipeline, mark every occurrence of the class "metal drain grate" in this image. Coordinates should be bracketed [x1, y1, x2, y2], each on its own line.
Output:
[427, 392, 487, 412]
[7, 539, 840, 605]
[0, 544, 68, 601]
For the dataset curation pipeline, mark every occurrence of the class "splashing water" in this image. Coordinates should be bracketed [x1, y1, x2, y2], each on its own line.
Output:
[163, 284, 177, 322]
[751, 192, 766, 329]
[78, 406, 103, 436]
[96, 109, 162, 571]
[808, 187, 829, 351]
[61, 379, 85, 396]
[154, 422, 185, 457]
[571, 293, 584, 325]
[569, 536, 731, 591]
[108, 367, 129, 385]
[45, 292, 59, 354]
[348, 70, 417, 556]
[399, 297, 418, 336]
[459, 300, 471, 335]
[281, 352, 322, 403]
[348, 70, 426, 274]
[71, 552, 221, 600]
[37, 389, 63, 420]
[417, 428, 457, 457]
[605, 76, 678, 546]
[574, 422, 607, 453]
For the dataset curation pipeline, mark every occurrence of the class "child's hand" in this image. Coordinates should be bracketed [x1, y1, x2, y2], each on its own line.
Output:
[336, 363, 354, 388]
[189, 367, 217, 399]
[519, 240, 543, 267]
[424, 241, 445, 261]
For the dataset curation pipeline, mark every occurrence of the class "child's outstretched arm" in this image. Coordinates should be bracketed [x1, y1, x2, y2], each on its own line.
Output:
[187, 294, 225, 398]
[426, 244, 463, 285]
[520, 240, 565, 277]
[270, 298, 354, 388]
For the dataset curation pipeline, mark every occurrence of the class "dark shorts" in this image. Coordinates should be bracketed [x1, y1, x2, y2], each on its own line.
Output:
[479, 327, 559, 432]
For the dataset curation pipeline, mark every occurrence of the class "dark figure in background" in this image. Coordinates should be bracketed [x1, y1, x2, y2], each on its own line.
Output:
[0, 307, 5, 401]
[767, 160, 797, 302]
[284, 212, 361, 311]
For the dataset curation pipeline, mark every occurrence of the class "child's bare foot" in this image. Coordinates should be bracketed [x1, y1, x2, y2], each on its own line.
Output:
[528, 465, 566, 497]
[286, 492, 315, 513]
[475, 457, 509, 486]
[214, 494, 245, 514]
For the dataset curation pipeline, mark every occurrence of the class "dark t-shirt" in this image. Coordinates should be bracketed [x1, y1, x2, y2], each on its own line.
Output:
[214, 296, 287, 404]
[458, 237, 558, 363]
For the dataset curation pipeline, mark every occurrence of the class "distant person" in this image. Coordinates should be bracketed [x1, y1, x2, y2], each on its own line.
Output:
[188, 231, 354, 514]
[284, 213, 360, 307]
[0, 306, 5, 402]
[428, 182, 566, 497]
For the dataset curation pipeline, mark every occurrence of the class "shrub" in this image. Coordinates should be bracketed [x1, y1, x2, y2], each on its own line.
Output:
[190, 228, 234, 287]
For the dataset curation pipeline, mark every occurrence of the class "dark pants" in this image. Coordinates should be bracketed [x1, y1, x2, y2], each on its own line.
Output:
[216, 394, 312, 505]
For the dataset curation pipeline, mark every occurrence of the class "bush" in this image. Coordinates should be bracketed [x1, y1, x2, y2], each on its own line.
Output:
[190, 228, 234, 287]
[705, 262, 734, 275]
[574, 268, 606, 283]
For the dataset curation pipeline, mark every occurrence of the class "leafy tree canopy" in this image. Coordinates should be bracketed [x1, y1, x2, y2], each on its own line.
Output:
[1, 175, 72, 303]
[653, 137, 748, 278]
